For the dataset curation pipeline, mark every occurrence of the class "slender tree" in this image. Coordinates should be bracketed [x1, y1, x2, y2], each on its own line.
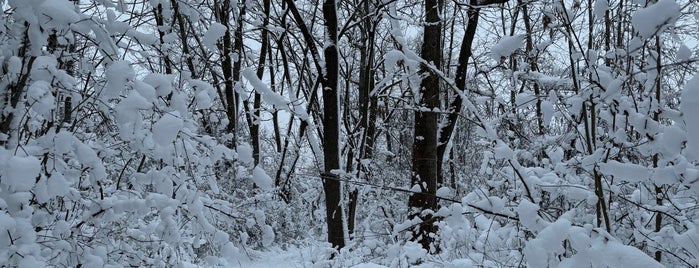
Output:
[409, 0, 443, 251]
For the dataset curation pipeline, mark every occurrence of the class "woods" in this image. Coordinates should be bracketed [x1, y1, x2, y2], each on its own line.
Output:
[0, 0, 698, 266]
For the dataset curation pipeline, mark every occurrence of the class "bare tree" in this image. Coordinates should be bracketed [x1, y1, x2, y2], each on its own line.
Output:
[409, 0, 443, 251]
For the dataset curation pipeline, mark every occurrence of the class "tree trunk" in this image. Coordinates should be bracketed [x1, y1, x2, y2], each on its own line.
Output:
[321, 0, 345, 250]
[218, 0, 241, 149]
[409, 0, 442, 252]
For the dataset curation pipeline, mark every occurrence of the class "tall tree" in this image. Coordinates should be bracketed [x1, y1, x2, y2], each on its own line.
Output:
[409, 0, 443, 251]
[321, 0, 345, 250]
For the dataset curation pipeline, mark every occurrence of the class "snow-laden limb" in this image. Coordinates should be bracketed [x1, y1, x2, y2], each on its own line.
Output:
[241, 67, 310, 121]
[522, 215, 664, 268]
[490, 35, 525, 61]
[631, 0, 681, 39]
[203, 22, 227, 51]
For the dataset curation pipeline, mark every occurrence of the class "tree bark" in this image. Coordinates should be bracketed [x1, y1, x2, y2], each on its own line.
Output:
[321, 0, 345, 250]
[409, 0, 442, 251]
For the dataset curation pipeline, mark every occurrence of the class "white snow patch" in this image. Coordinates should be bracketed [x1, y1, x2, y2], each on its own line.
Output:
[593, 0, 609, 21]
[541, 100, 554, 125]
[681, 75, 699, 161]
[1, 156, 41, 192]
[143, 73, 175, 97]
[631, 0, 680, 38]
[27, 80, 55, 116]
[152, 113, 183, 146]
[252, 166, 273, 190]
[104, 61, 134, 99]
[237, 143, 254, 166]
[677, 44, 692, 61]
[38, 0, 80, 28]
[491, 35, 525, 60]
[203, 22, 227, 50]
[436, 186, 452, 198]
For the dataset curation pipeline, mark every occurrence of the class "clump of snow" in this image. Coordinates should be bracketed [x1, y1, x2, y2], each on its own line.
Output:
[6, 56, 22, 77]
[143, 73, 175, 97]
[491, 35, 525, 60]
[27, 81, 55, 116]
[475, 196, 505, 213]
[674, 224, 699, 260]
[189, 79, 216, 109]
[242, 68, 288, 109]
[47, 172, 70, 199]
[589, 238, 664, 268]
[38, 0, 80, 30]
[681, 75, 699, 161]
[127, 29, 157, 45]
[540, 100, 554, 127]
[115, 91, 152, 140]
[658, 125, 685, 157]
[203, 22, 227, 50]
[30, 56, 58, 82]
[133, 80, 157, 102]
[1, 155, 41, 192]
[436, 186, 452, 198]
[598, 160, 649, 183]
[252, 166, 274, 190]
[631, 0, 680, 39]
[104, 61, 135, 99]
[237, 143, 254, 166]
[517, 199, 545, 231]
[677, 44, 692, 61]
[152, 112, 183, 146]
[593, 0, 609, 21]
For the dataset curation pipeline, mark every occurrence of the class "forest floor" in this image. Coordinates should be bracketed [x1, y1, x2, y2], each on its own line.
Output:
[236, 244, 390, 268]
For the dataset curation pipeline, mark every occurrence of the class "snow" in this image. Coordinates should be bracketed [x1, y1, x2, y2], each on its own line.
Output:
[631, 0, 680, 38]
[105, 61, 135, 99]
[252, 166, 274, 190]
[436, 186, 452, 198]
[143, 73, 175, 97]
[38, 0, 80, 28]
[541, 100, 554, 126]
[0, 155, 41, 192]
[517, 199, 544, 231]
[47, 172, 70, 199]
[203, 22, 227, 50]
[237, 143, 254, 166]
[474, 196, 505, 213]
[242, 68, 289, 109]
[2, 0, 697, 267]
[189, 79, 216, 109]
[27, 80, 55, 116]
[7, 56, 21, 76]
[589, 238, 664, 268]
[658, 125, 685, 157]
[598, 160, 649, 182]
[682, 75, 699, 161]
[152, 113, 183, 146]
[677, 44, 692, 61]
[491, 35, 525, 60]
[674, 224, 699, 260]
[127, 29, 158, 45]
[115, 91, 153, 140]
[593, 0, 609, 21]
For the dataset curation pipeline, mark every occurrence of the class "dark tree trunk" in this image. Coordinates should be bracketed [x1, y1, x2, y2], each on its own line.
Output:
[321, 0, 345, 250]
[244, 0, 270, 166]
[217, 0, 241, 149]
[409, 0, 442, 252]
